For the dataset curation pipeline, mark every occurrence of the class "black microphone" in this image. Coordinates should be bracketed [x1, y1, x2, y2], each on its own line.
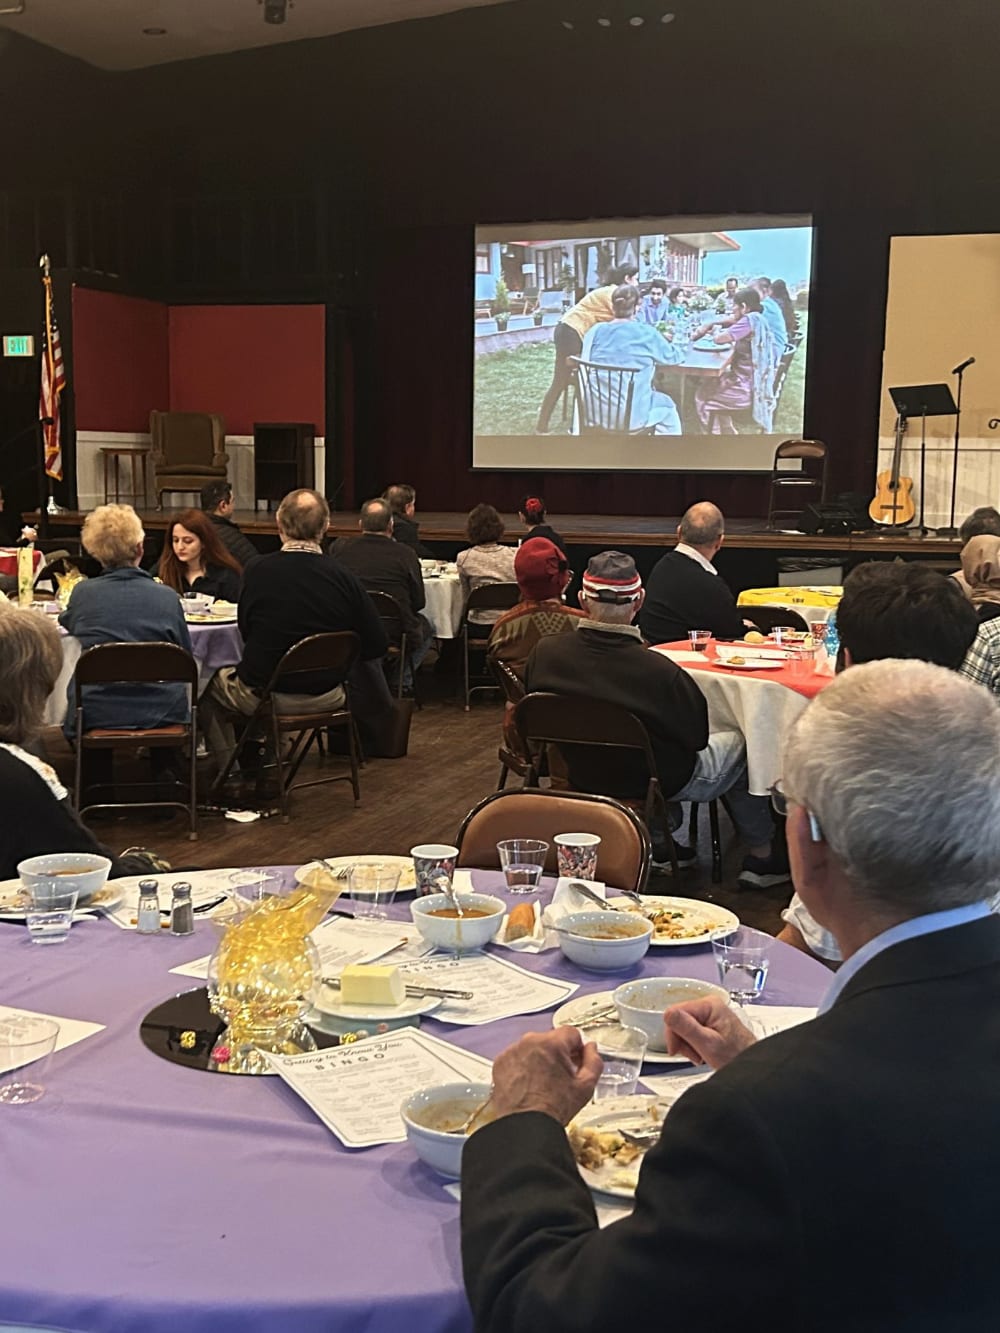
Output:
[952, 356, 975, 375]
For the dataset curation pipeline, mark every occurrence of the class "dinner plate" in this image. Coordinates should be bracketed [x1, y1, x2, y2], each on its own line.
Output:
[311, 983, 441, 1023]
[568, 1095, 671, 1199]
[715, 657, 785, 670]
[295, 855, 418, 897]
[185, 613, 237, 624]
[552, 992, 690, 1065]
[0, 880, 123, 921]
[605, 895, 739, 947]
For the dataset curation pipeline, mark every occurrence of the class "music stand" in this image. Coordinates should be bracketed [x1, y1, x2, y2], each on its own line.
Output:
[888, 384, 957, 536]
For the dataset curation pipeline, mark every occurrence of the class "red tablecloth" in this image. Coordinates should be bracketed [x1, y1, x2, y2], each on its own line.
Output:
[0, 547, 43, 578]
[657, 641, 832, 700]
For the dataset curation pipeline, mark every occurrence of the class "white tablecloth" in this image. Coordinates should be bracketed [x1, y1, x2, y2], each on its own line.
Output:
[422, 573, 464, 639]
[660, 651, 814, 796]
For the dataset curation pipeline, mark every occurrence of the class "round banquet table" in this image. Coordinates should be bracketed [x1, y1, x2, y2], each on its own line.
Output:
[44, 618, 244, 727]
[421, 568, 464, 639]
[737, 585, 842, 626]
[0, 868, 831, 1333]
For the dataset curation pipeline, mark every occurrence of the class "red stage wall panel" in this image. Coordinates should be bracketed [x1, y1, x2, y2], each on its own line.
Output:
[168, 305, 326, 436]
[72, 288, 169, 433]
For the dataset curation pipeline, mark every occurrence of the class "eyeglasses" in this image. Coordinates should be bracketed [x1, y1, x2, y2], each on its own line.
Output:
[770, 780, 823, 843]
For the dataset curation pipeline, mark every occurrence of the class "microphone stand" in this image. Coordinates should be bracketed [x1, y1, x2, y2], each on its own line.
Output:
[939, 362, 969, 538]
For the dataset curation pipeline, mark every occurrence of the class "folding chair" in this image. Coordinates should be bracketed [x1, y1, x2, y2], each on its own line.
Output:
[72, 641, 198, 839]
[210, 631, 362, 822]
[488, 655, 529, 790]
[461, 582, 520, 709]
[367, 590, 421, 707]
[740, 605, 810, 634]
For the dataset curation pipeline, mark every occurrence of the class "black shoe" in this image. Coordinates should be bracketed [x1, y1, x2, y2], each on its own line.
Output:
[737, 849, 791, 889]
[650, 843, 698, 873]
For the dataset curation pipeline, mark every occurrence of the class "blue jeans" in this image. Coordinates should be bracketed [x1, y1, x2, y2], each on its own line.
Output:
[656, 730, 774, 853]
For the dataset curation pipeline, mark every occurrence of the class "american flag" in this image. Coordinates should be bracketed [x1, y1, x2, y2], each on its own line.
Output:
[40, 271, 65, 481]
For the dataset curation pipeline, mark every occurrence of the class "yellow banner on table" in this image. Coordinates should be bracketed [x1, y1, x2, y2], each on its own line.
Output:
[737, 586, 843, 609]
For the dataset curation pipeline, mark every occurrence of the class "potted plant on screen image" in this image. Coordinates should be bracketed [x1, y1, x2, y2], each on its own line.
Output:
[560, 262, 576, 310]
[492, 276, 511, 332]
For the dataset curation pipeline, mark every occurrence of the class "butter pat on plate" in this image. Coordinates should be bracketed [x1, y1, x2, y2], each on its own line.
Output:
[339, 964, 405, 1007]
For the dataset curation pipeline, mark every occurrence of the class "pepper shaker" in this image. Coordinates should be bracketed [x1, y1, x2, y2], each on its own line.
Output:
[169, 882, 195, 936]
[136, 879, 161, 935]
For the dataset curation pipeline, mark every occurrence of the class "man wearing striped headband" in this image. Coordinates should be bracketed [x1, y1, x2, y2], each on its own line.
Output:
[524, 550, 784, 880]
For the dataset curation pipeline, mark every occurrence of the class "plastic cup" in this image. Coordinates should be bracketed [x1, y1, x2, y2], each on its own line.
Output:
[411, 844, 458, 897]
[688, 629, 712, 653]
[713, 927, 772, 1005]
[497, 839, 549, 894]
[593, 1025, 648, 1099]
[348, 862, 401, 920]
[785, 646, 814, 679]
[554, 833, 601, 882]
[25, 882, 79, 945]
[0, 1017, 60, 1104]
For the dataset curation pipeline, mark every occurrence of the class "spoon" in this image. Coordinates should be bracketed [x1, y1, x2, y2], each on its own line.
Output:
[441, 876, 464, 919]
[447, 1092, 493, 1135]
[568, 881, 615, 912]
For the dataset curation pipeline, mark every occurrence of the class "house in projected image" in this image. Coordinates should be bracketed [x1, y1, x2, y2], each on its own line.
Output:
[474, 231, 741, 307]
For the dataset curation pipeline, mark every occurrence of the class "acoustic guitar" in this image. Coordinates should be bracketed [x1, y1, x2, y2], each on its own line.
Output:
[869, 414, 916, 527]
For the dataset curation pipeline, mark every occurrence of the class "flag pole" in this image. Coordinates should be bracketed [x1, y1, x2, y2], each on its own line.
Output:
[37, 253, 52, 538]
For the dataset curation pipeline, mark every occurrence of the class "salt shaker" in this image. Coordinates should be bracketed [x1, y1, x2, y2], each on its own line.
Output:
[136, 879, 161, 935]
[169, 882, 195, 936]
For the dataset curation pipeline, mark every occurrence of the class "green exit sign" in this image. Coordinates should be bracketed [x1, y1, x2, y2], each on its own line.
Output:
[2, 335, 35, 357]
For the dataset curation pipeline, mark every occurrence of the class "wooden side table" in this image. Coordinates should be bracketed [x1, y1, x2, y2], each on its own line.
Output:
[101, 447, 150, 507]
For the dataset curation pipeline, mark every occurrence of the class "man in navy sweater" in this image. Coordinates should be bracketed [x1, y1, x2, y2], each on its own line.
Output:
[639, 501, 747, 645]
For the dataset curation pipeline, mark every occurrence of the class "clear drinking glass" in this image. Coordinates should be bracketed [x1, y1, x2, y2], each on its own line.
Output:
[497, 839, 549, 894]
[688, 629, 712, 653]
[348, 863, 401, 920]
[594, 1025, 648, 1099]
[785, 645, 814, 679]
[25, 882, 79, 945]
[0, 1017, 60, 1103]
[555, 833, 601, 882]
[713, 927, 772, 1005]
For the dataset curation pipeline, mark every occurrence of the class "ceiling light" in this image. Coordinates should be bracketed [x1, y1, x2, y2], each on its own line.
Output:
[561, 19, 574, 28]
[629, 15, 644, 24]
[262, 0, 288, 23]
[661, 12, 676, 22]
[142, 26, 167, 35]
[597, 17, 612, 26]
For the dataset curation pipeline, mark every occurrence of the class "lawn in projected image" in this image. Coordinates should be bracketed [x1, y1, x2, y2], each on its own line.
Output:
[473, 219, 812, 467]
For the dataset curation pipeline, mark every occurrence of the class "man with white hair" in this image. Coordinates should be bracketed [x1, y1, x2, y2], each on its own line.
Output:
[461, 661, 1000, 1330]
[639, 500, 748, 645]
[523, 550, 781, 878]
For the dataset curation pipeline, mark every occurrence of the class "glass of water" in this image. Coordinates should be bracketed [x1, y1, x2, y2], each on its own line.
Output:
[347, 862, 401, 921]
[594, 1025, 648, 1099]
[0, 1016, 60, 1103]
[26, 882, 79, 945]
[713, 926, 771, 1004]
[497, 839, 549, 894]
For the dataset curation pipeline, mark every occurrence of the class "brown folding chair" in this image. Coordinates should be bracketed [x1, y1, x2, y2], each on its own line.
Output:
[455, 788, 651, 894]
[740, 605, 810, 634]
[767, 439, 829, 530]
[210, 631, 362, 822]
[72, 641, 198, 839]
[367, 590, 421, 707]
[462, 582, 520, 709]
[514, 691, 723, 883]
[488, 655, 529, 790]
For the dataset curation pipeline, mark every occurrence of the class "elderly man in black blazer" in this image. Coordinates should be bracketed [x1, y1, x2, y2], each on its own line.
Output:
[461, 660, 1000, 1332]
[638, 499, 748, 645]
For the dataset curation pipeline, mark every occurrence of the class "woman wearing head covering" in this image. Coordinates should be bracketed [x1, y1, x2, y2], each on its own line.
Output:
[517, 496, 565, 556]
[960, 535, 1000, 621]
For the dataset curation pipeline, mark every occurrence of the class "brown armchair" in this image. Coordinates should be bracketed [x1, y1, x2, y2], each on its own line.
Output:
[150, 411, 228, 508]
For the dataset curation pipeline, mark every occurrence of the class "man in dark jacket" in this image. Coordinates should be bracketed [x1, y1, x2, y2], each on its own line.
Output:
[200, 480, 259, 568]
[461, 661, 1000, 1333]
[524, 551, 779, 878]
[639, 500, 747, 645]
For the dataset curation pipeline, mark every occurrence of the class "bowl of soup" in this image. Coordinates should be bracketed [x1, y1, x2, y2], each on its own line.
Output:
[613, 976, 729, 1052]
[410, 892, 505, 952]
[556, 909, 653, 972]
[401, 1081, 494, 1178]
[17, 853, 112, 904]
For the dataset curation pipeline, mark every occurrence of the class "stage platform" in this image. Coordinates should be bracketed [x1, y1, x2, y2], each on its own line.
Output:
[29, 508, 963, 558]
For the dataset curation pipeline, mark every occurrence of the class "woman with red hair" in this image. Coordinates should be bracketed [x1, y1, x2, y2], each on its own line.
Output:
[159, 509, 243, 602]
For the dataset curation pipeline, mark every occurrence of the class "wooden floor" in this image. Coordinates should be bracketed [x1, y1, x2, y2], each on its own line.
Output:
[41, 679, 794, 938]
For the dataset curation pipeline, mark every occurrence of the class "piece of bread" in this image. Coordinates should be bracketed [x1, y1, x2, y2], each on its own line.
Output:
[744, 630, 766, 644]
[505, 902, 536, 942]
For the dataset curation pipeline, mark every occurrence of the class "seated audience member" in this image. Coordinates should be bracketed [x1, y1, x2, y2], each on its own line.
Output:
[202, 489, 388, 768]
[961, 614, 1000, 698]
[331, 498, 435, 683]
[580, 284, 682, 435]
[200, 480, 259, 567]
[779, 562, 979, 961]
[159, 509, 242, 602]
[460, 660, 1000, 1333]
[524, 551, 785, 884]
[639, 501, 746, 644]
[517, 495, 565, 555]
[59, 504, 192, 739]
[0, 613, 163, 879]
[953, 507, 1000, 593]
[383, 483, 432, 558]
[457, 504, 518, 636]
[960, 534, 1000, 621]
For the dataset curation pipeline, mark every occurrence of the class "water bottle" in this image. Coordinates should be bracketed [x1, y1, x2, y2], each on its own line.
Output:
[823, 617, 840, 672]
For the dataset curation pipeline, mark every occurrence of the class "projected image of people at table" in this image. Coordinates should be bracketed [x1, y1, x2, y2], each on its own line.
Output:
[473, 214, 813, 472]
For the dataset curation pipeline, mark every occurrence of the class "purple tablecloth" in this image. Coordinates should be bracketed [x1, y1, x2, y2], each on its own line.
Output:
[0, 870, 831, 1332]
